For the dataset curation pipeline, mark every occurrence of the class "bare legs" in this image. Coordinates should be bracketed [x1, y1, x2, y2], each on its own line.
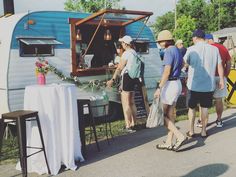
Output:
[215, 98, 223, 121]
[163, 104, 185, 146]
[188, 107, 208, 136]
[121, 91, 137, 128]
[188, 108, 196, 136]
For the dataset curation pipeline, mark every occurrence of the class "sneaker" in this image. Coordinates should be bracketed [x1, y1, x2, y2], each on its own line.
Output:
[216, 120, 223, 128]
[196, 120, 202, 128]
[124, 127, 136, 133]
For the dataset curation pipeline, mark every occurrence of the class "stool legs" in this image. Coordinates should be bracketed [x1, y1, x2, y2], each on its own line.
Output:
[90, 114, 100, 151]
[35, 115, 51, 174]
[16, 117, 27, 177]
[0, 119, 4, 155]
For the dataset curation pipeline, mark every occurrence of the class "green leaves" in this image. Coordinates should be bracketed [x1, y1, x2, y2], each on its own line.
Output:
[64, 0, 121, 13]
[173, 15, 196, 47]
[152, 0, 236, 47]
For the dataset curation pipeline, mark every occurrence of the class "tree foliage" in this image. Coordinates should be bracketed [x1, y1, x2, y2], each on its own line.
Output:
[152, 0, 236, 47]
[173, 15, 196, 46]
[206, 0, 236, 31]
[64, 0, 121, 13]
[177, 0, 208, 30]
[151, 12, 175, 37]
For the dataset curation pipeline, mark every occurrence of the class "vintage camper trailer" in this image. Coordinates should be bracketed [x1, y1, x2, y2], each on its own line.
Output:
[0, 9, 161, 115]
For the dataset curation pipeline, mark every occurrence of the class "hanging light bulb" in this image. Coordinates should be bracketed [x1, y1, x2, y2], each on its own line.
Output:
[76, 29, 82, 41]
[104, 29, 112, 41]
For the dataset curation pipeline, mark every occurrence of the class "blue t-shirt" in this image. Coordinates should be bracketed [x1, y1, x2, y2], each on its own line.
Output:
[162, 46, 183, 78]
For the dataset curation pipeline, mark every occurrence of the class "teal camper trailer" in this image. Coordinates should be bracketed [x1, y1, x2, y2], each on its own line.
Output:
[0, 9, 162, 115]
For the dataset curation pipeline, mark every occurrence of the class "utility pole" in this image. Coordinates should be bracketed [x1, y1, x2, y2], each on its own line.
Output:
[174, 0, 177, 29]
[104, 0, 107, 9]
[218, 0, 221, 30]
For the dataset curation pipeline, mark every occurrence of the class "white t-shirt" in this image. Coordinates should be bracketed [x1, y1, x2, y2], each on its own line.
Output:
[120, 48, 137, 76]
[184, 41, 222, 92]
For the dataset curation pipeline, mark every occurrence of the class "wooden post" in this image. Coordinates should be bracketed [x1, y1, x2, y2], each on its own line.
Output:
[70, 23, 77, 74]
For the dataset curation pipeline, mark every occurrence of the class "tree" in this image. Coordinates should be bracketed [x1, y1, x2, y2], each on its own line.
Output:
[152, 0, 236, 40]
[206, 0, 236, 31]
[64, 0, 121, 13]
[151, 12, 175, 37]
[177, 0, 208, 30]
[173, 15, 196, 47]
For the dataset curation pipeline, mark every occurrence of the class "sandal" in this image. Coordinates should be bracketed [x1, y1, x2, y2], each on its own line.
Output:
[201, 132, 208, 138]
[156, 143, 173, 150]
[172, 137, 188, 152]
[186, 131, 196, 138]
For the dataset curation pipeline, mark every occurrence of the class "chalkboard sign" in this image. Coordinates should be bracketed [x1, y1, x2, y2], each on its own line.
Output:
[134, 84, 149, 119]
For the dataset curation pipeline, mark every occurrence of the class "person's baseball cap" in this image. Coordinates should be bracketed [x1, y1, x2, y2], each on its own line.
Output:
[205, 34, 214, 39]
[175, 39, 183, 45]
[192, 29, 205, 38]
[119, 35, 133, 45]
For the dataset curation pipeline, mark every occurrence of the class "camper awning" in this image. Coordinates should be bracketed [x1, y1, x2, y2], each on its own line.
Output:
[19, 38, 62, 45]
[72, 9, 153, 27]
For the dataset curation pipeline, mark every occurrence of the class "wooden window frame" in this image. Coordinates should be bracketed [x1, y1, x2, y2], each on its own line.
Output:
[69, 9, 152, 77]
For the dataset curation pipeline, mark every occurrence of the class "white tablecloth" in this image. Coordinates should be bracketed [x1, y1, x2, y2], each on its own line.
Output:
[17, 84, 84, 175]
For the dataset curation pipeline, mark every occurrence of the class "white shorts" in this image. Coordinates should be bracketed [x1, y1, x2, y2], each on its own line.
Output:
[213, 77, 227, 98]
[161, 80, 182, 105]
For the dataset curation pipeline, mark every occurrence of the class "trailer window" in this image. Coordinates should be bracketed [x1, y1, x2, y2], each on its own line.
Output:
[18, 38, 62, 57]
[20, 43, 54, 57]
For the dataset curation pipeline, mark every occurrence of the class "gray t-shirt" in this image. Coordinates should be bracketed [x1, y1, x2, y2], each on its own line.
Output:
[121, 49, 137, 76]
[184, 41, 222, 92]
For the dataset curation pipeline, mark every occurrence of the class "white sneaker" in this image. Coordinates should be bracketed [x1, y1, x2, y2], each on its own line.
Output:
[216, 120, 223, 128]
[124, 127, 136, 133]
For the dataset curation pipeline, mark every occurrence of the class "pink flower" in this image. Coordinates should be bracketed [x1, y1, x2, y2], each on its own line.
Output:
[35, 58, 50, 75]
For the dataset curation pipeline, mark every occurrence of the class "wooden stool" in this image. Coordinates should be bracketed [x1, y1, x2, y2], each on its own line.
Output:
[0, 110, 50, 177]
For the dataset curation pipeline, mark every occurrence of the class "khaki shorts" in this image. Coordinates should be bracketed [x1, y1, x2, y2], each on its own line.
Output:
[161, 80, 182, 105]
[213, 77, 227, 98]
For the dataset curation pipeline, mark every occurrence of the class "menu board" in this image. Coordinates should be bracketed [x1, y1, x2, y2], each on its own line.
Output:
[134, 84, 149, 119]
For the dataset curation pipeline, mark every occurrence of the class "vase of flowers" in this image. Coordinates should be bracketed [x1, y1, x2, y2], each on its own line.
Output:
[35, 58, 49, 85]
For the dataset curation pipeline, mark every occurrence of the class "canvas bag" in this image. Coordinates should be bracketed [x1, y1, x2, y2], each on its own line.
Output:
[127, 51, 142, 79]
[146, 97, 164, 128]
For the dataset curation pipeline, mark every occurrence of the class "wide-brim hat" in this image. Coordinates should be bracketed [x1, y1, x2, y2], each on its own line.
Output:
[175, 39, 183, 45]
[157, 30, 173, 42]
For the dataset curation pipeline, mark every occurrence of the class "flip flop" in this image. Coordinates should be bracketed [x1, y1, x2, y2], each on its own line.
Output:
[156, 143, 173, 150]
[172, 137, 188, 152]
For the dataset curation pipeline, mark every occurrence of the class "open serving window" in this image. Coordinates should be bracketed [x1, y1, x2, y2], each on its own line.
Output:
[69, 9, 153, 76]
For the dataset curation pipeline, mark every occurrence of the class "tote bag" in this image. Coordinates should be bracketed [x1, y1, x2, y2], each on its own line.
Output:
[146, 97, 164, 128]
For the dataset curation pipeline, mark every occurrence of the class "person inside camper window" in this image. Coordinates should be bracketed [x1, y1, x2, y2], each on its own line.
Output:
[155, 30, 187, 151]
[106, 35, 138, 133]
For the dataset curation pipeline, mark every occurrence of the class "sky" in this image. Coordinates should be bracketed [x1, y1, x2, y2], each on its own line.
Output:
[0, 0, 175, 23]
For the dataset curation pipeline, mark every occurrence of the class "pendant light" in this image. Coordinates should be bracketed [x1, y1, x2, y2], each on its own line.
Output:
[76, 29, 82, 41]
[104, 29, 112, 41]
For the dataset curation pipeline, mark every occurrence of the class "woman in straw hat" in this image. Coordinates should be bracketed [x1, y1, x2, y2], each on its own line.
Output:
[155, 30, 187, 151]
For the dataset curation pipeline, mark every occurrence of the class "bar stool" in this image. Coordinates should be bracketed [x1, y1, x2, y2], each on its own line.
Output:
[77, 99, 100, 158]
[0, 118, 4, 155]
[0, 110, 50, 177]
